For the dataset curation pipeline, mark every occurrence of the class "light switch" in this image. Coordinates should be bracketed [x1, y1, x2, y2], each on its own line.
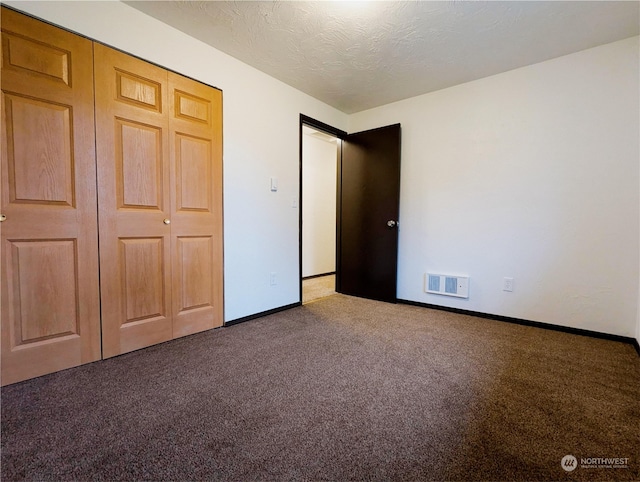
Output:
[270, 177, 278, 192]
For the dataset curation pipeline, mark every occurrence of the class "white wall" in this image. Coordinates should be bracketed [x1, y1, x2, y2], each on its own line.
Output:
[6, 1, 349, 322]
[350, 37, 640, 337]
[302, 133, 338, 277]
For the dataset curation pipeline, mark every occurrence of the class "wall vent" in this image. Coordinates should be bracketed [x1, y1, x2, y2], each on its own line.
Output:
[425, 273, 469, 298]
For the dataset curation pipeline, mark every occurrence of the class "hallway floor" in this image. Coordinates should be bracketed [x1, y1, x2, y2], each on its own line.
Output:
[302, 274, 335, 304]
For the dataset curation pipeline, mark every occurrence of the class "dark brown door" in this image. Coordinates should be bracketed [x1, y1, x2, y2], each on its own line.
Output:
[338, 124, 401, 303]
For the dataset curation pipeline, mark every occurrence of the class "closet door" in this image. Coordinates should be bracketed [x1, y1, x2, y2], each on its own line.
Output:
[94, 44, 172, 358]
[95, 45, 224, 357]
[0, 8, 101, 384]
[169, 73, 223, 336]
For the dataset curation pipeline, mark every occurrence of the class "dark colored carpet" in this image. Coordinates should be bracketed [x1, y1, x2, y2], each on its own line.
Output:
[2, 294, 639, 481]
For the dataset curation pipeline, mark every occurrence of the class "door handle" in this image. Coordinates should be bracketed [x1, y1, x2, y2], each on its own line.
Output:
[163, 218, 171, 225]
[0, 214, 6, 222]
[387, 220, 397, 228]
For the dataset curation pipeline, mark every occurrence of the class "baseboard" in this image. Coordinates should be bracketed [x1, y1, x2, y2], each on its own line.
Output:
[302, 272, 336, 280]
[398, 299, 639, 354]
[224, 302, 301, 327]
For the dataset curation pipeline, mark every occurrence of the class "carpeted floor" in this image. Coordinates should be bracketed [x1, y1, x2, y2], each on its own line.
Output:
[302, 274, 336, 303]
[2, 295, 639, 481]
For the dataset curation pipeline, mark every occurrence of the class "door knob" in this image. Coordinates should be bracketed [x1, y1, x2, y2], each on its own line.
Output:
[387, 220, 397, 228]
[163, 218, 171, 225]
[0, 214, 6, 222]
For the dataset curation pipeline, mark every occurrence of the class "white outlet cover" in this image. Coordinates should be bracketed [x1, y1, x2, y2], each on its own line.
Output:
[503, 277, 514, 292]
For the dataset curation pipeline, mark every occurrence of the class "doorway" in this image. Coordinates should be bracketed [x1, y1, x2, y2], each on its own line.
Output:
[299, 115, 401, 305]
[300, 120, 341, 303]
[299, 116, 345, 303]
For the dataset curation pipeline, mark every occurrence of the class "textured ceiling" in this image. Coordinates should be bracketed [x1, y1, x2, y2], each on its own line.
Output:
[125, 1, 640, 114]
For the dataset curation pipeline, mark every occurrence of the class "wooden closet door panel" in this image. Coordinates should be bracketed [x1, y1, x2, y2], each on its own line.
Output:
[94, 44, 172, 358]
[0, 8, 101, 385]
[169, 73, 223, 337]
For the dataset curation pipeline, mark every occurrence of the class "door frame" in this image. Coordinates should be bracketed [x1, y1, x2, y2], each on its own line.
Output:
[299, 114, 346, 302]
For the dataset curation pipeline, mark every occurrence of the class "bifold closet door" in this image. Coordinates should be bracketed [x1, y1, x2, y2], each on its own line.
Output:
[0, 8, 101, 385]
[168, 72, 223, 337]
[95, 44, 172, 358]
[95, 44, 223, 358]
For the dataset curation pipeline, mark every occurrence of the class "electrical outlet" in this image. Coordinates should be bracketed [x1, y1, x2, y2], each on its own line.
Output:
[270, 272, 277, 286]
[503, 277, 514, 292]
